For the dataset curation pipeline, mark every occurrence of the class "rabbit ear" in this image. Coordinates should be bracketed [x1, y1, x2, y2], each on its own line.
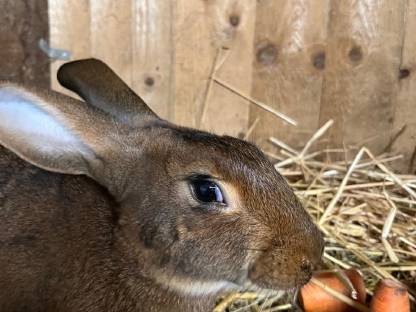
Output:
[57, 58, 158, 124]
[0, 83, 111, 176]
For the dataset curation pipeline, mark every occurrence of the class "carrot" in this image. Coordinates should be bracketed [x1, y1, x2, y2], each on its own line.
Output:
[370, 279, 410, 312]
[300, 269, 367, 312]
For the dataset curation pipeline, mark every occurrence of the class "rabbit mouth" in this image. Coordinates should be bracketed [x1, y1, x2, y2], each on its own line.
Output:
[240, 280, 302, 308]
[235, 268, 289, 296]
[237, 262, 309, 295]
[241, 279, 286, 297]
[153, 271, 241, 297]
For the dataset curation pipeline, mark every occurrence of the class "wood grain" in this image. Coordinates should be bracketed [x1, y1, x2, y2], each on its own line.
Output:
[174, 0, 256, 136]
[391, 0, 416, 172]
[131, 0, 174, 119]
[250, 0, 330, 151]
[90, 0, 133, 87]
[49, 0, 91, 95]
[319, 0, 406, 156]
[45, 0, 416, 172]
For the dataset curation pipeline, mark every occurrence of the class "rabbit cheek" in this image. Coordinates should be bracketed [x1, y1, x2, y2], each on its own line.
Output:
[139, 224, 158, 249]
[167, 217, 248, 283]
[134, 217, 180, 262]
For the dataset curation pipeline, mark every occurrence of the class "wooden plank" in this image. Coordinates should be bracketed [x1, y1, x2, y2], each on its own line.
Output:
[174, 0, 211, 129]
[391, 0, 416, 173]
[174, 0, 256, 137]
[131, 0, 174, 119]
[90, 0, 133, 87]
[49, 0, 91, 95]
[319, 0, 406, 156]
[0, 0, 49, 88]
[250, 0, 330, 150]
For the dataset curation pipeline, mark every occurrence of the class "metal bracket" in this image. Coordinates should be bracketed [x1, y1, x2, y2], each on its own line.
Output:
[38, 38, 71, 60]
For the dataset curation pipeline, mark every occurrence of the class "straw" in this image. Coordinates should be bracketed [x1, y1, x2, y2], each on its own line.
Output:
[319, 148, 366, 224]
[199, 48, 227, 128]
[244, 117, 260, 140]
[213, 77, 298, 126]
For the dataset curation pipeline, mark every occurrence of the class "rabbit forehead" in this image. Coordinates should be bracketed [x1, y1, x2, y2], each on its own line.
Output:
[157, 127, 292, 202]
[162, 127, 275, 180]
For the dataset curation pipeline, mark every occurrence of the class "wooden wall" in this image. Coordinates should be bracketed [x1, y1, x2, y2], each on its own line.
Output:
[44, 0, 416, 173]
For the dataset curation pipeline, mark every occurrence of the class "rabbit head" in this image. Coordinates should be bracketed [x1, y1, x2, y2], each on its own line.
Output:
[0, 59, 323, 298]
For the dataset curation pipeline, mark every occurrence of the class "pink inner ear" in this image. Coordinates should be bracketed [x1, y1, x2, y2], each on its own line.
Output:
[0, 88, 79, 149]
[0, 86, 92, 175]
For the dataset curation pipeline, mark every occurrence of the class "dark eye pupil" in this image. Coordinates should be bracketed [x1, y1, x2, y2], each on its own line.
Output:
[192, 180, 224, 204]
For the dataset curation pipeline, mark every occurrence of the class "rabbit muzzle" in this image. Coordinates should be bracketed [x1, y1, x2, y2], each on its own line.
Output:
[246, 231, 324, 290]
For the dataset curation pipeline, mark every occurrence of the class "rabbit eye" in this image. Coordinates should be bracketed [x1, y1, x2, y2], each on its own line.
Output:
[190, 179, 225, 205]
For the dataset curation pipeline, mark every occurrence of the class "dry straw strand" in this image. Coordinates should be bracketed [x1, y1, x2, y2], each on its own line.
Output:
[319, 148, 367, 224]
[213, 77, 298, 126]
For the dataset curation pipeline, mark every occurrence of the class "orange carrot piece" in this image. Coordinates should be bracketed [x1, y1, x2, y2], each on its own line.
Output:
[370, 279, 410, 312]
[300, 269, 367, 312]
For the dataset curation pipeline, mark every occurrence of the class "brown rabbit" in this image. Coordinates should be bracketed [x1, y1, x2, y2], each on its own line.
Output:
[0, 59, 324, 312]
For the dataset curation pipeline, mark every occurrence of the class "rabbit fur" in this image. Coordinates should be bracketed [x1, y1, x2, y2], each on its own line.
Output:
[0, 59, 324, 312]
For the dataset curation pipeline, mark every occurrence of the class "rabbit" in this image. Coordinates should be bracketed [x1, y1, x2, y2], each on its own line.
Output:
[0, 59, 324, 312]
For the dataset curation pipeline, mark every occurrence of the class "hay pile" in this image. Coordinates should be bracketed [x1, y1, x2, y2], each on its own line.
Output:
[214, 121, 416, 312]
